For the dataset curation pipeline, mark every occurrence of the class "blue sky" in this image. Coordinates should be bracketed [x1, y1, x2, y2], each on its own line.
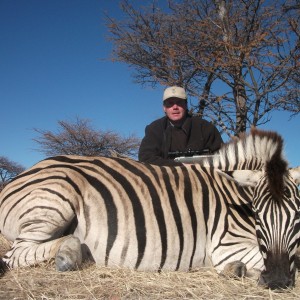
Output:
[0, 0, 299, 169]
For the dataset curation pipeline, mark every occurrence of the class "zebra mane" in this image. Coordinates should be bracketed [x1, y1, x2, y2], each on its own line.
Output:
[208, 128, 289, 200]
[219, 128, 287, 169]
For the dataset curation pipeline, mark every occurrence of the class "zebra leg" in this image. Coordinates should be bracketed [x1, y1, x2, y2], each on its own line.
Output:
[221, 261, 247, 277]
[3, 234, 82, 271]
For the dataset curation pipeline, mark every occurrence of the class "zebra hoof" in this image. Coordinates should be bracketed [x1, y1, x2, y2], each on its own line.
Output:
[221, 261, 247, 278]
[245, 268, 261, 280]
[0, 258, 8, 276]
[55, 236, 82, 272]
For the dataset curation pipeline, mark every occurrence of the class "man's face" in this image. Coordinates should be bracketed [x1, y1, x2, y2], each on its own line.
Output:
[163, 98, 187, 123]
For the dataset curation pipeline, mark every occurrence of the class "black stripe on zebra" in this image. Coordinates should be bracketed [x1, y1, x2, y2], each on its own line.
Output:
[182, 166, 198, 269]
[160, 167, 184, 271]
[112, 158, 168, 270]
[91, 158, 147, 268]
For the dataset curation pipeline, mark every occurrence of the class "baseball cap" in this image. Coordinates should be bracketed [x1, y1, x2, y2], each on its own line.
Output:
[163, 86, 187, 101]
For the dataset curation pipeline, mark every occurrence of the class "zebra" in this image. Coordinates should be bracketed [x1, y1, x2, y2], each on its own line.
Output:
[0, 128, 299, 290]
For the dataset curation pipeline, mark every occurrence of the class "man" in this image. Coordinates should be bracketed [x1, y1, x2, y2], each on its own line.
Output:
[138, 86, 223, 166]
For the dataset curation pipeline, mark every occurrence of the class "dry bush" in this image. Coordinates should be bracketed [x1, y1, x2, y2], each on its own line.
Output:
[1, 234, 300, 300]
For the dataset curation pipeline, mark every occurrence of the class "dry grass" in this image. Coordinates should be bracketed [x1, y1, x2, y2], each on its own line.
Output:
[1, 235, 300, 300]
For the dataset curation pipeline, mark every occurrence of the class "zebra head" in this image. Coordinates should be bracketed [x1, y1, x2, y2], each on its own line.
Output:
[219, 130, 300, 289]
[246, 166, 300, 289]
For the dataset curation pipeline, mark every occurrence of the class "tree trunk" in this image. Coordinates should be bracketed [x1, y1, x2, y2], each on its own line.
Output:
[234, 78, 247, 134]
[197, 72, 215, 117]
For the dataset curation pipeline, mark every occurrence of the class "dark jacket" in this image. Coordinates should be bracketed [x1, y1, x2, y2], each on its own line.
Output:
[138, 115, 223, 166]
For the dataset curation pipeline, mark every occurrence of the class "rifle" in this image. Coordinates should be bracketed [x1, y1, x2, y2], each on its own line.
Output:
[168, 149, 216, 163]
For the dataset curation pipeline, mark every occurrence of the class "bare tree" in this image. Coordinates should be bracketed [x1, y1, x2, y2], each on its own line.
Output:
[282, 0, 300, 115]
[107, 0, 300, 136]
[33, 118, 141, 158]
[0, 156, 25, 191]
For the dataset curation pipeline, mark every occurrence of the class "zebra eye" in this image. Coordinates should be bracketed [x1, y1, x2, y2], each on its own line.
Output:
[284, 187, 291, 198]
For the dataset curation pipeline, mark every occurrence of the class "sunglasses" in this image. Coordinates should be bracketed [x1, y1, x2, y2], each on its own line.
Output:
[163, 99, 187, 108]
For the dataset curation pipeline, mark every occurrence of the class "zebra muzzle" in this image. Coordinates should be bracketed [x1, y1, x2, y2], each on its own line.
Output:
[258, 268, 295, 290]
[259, 273, 295, 290]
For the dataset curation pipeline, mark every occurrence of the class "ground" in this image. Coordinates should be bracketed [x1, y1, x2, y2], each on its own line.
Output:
[0, 235, 300, 300]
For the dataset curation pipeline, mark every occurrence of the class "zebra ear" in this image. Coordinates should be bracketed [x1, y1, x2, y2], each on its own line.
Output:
[290, 166, 300, 186]
[216, 170, 263, 187]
